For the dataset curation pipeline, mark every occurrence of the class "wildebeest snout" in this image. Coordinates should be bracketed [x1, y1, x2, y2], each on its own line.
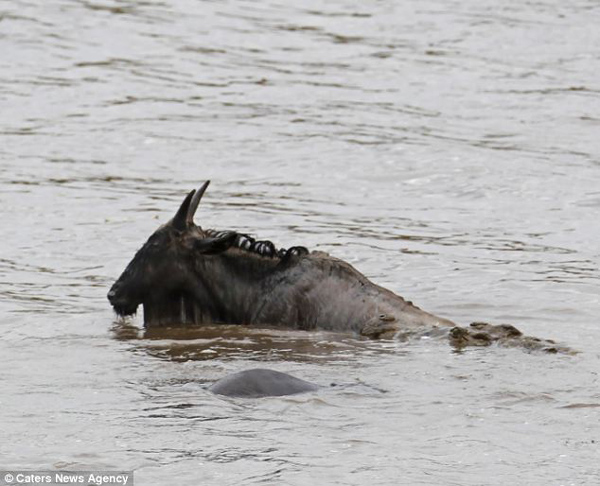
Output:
[107, 282, 138, 316]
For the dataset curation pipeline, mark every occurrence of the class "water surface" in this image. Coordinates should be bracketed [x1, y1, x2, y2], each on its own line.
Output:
[1, 0, 599, 484]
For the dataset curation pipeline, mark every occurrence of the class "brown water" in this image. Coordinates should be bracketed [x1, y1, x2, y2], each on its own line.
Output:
[1, 0, 600, 484]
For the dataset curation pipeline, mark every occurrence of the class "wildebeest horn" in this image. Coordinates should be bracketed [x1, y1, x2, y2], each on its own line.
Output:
[186, 180, 210, 225]
[172, 190, 195, 231]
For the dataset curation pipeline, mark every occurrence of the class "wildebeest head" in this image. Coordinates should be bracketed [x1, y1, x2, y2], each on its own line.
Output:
[107, 181, 236, 317]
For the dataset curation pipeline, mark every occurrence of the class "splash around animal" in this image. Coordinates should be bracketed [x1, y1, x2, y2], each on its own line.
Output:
[108, 181, 570, 354]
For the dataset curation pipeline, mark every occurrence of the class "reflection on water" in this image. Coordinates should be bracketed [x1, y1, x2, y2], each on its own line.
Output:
[111, 320, 401, 363]
[1, 0, 599, 484]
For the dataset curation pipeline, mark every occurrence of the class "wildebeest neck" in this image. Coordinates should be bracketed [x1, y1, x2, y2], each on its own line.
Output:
[143, 246, 283, 327]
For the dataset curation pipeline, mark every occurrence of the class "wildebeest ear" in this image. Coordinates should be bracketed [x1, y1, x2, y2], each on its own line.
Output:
[172, 190, 195, 231]
[194, 232, 237, 255]
[186, 180, 210, 225]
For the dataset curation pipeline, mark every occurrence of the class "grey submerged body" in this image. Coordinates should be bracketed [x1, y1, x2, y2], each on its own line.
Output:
[108, 181, 568, 352]
[210, 369, 319, 398]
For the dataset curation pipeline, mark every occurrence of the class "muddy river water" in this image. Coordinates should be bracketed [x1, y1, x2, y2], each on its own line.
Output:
[1, 0, 599, 484]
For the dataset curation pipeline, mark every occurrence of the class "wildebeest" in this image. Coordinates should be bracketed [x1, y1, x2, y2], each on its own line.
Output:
[108, 181, 567, 353]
